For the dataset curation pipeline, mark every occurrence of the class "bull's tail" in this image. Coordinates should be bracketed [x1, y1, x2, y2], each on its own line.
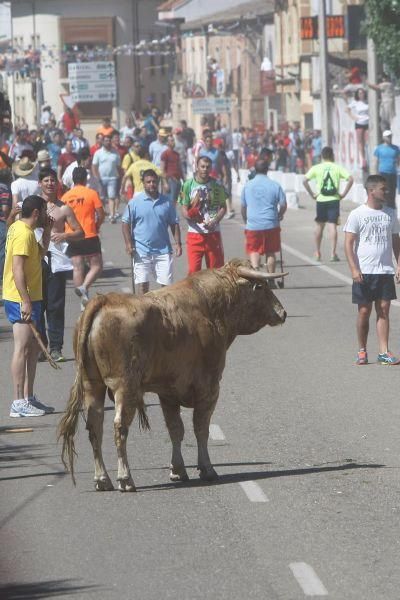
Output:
[138, 405, 150, 432]
[58, 295, 109, 484]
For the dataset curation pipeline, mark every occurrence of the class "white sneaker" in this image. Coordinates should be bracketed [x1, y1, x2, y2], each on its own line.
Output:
[10, 398, 46, 417]
[75, 285, 89, 306]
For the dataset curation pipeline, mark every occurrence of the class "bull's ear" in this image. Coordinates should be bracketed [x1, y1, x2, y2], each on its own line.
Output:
[237, 266, 289, 281]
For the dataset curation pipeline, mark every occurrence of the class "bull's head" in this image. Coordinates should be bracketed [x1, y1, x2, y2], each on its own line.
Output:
[232, 263, 287, 334]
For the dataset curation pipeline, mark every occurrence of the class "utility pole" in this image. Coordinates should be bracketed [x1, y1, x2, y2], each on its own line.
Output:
[367, 37, 379, 173]
[132, 0, 142, 110]
[318, 0, 331, 145]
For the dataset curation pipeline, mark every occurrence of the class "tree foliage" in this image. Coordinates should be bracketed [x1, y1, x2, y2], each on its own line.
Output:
[364, 0, 400, 77]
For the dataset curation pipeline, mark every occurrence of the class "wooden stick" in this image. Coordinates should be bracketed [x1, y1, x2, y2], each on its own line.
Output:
[29, 322, 60, 370]
[2, 428, 34, 434]
[128, 204, 136, 294]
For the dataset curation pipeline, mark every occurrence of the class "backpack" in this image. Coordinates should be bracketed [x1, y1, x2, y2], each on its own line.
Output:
[320, 168, 337, 196]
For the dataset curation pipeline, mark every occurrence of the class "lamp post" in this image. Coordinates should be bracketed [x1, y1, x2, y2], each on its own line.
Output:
[367, 37, 379, 173]
[318, 0, 331, 145]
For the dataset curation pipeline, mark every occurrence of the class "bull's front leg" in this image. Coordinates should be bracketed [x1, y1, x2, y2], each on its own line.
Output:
[193, 390, 219, 481]
[113, 388, 137, 492]
[159, 397, 189, 482]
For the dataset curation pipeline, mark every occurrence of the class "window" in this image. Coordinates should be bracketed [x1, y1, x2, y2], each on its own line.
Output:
[347, 5, 366, 51]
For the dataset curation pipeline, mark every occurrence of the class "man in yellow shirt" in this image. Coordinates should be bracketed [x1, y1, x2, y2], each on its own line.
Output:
[120, 146, 161, 197]
[303, 146, 354, 262]
[3, 195, 54, 417]
[121, 139, 142, 172]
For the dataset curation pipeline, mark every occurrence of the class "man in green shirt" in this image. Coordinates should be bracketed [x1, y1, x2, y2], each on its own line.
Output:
[179, 156, 227, 273]
[303, 146, 354, 262]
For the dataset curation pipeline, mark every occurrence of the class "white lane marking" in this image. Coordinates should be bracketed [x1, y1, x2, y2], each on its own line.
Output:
[282, 242, 400, 308]
[104, 260, 114, 267]
[239, 481, 268, 502]
[282, 243, 352, 285]
[289, 562, 328, 596]
[121, 287, 131, 294]
[209, 424, 225, 441]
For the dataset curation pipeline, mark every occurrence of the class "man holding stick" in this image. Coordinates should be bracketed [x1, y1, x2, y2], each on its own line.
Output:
[2, 195, 55, 416]
[122, 170, 182, 295]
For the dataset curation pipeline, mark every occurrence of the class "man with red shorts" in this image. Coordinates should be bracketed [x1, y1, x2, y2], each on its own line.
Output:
[180, 156, 227, 273]
[241, 159, 286, 276]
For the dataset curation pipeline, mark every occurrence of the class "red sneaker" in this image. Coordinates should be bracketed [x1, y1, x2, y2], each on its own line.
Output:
[356, 350, 368, 365]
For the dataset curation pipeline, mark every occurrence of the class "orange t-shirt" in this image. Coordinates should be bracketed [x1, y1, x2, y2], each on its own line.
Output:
[96, 125, 114, 137]
[62, 185, 103, 239]
[0, 143, 10, 169]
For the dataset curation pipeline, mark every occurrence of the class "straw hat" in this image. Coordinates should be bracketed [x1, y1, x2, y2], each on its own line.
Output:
[37, 149, 51, 163]
[12, 156, 37, 177]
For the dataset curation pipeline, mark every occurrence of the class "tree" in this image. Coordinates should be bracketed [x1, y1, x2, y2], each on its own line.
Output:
[364, 0, 400, 77]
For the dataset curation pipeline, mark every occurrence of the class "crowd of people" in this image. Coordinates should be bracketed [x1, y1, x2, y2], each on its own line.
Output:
[1, 97, 400, 417]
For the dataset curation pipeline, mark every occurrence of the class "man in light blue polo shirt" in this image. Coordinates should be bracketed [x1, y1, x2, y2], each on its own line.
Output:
[241, 159, 287, 276]
[374, 130, 400, 209]
[149, 129, 168, 168]
[121, 169, 182, 295]
[92, 134, 121, 223]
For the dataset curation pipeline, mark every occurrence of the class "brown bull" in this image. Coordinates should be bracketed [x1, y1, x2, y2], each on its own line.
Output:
[59, 259, 287, 491]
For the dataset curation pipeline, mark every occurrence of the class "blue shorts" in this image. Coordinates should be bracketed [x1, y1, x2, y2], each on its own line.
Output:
[315, 200, 340, 224]
[4, 300, 42, 326]
[99, 177, 118, 200]
[352, 274, 396, 304]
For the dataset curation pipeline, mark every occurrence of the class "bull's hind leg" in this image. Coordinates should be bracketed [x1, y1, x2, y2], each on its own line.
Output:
[85, 382, 114, 491]
[159, 398, 188, 482]
[193, 390, 219, 481]
[113, 388, 137, 492]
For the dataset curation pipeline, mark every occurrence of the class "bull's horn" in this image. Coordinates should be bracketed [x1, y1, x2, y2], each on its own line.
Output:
[237, 266, 289, 281]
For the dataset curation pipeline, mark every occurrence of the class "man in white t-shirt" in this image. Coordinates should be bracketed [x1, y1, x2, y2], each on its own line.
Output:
[62, 148, 100, 193]
[11, 158, 40, 207]
[344, 175, 400, 365]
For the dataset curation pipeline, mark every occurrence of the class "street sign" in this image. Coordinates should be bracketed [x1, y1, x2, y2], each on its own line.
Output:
[192, 97, 232, 114]
[68, 61, 115, 74]
[69, 81, 117, 93]
[68, 71, 116, 83]
[71, 91, 116, 103]
[68, 61, 116, 103]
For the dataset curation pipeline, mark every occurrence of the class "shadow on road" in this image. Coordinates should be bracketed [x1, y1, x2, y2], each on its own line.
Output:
[136, 461, 385, 492]
[284, 285, 346, 290]
[99, 267, 126, 279]
[0, 579, 100, 599]
[0, 325, 13, 341]
[0, 471, 65, 482]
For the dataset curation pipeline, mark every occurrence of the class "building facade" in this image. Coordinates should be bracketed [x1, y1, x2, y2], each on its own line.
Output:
[159, 0, 274, 133]
[274, 0, 367, 130]
[5, 0, 170, 132]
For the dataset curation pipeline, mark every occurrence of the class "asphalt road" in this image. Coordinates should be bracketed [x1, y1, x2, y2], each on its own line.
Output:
[1, 193, 400, 599]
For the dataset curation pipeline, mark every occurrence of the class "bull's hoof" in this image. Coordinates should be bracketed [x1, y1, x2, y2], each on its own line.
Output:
[198, 467, 219, 481]
[94, 476, 114, 491]
[118, 477, 137, 492]
[170, 468, 189, 482]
